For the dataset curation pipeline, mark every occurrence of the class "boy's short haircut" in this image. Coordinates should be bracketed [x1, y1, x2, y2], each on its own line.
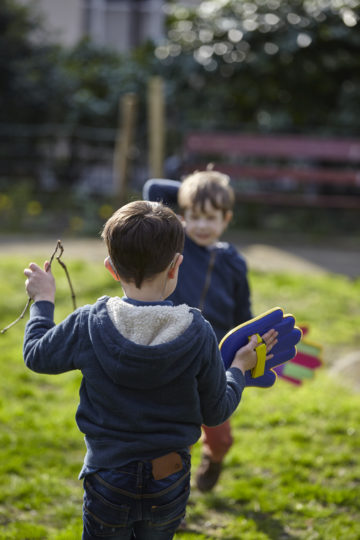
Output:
[178, 168, 235, 213]
[102, 201, 184, 288]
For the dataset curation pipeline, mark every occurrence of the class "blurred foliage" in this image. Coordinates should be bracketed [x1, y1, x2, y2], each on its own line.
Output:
[158, 0, 360, 135]
[1, 0, 360, 233]
[0, 0, 63, 125]
[0, 1, 144, 126]
[0, 179, 118, 236]
[2, 0, 360, 135]
[0, 0, 153, 128]
[0, 0, 158, 192]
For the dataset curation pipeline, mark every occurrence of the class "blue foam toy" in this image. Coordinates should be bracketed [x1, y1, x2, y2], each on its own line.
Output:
[219, 307, 302, 388]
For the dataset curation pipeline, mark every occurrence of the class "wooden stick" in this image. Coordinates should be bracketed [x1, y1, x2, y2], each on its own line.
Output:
[50, 239, 76, 309]
[113, 93, 138, 205]
[0, 239, 77, 334]
[49, 239, 63, 267]
[56, 255, 77, 310]
[0, 298, 32, 334]
[148, 76, 165, 178]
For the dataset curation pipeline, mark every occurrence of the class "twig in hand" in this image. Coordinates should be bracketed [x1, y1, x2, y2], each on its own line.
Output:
[47, 239, 76, 309]
[55, 241, 77, 310]
[49, 239, 63, 268]
[0, 239, 77, 334]
[0, 298, 32, 334]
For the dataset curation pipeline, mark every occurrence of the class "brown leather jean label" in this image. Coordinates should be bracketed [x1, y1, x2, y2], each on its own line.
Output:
[151, 452, 183, 480]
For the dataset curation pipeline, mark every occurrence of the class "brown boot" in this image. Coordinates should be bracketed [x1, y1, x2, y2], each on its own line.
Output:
[196, 454, 222, 492]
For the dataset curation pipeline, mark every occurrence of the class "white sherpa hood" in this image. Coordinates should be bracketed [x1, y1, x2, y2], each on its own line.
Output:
[87, 296, 209, 390]
[106, 297, 193, 346]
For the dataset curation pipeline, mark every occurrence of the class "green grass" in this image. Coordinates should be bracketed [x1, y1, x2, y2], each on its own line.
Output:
[0, 256, 360, 539]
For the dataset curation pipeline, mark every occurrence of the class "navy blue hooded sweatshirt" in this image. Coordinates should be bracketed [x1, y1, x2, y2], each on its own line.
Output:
[23, 296, 246, 470]
[169, 235, 252, 342]
[142, 179, 253, 342]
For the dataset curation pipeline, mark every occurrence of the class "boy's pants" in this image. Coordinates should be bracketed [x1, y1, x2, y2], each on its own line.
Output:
[202, 420, 233, 462]
[82, 450, 190, 540]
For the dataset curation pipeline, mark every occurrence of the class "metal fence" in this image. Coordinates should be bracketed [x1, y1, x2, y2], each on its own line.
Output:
[0, 123, 123, 193]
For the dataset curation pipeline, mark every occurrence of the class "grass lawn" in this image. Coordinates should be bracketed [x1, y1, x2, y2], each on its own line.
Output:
[0, 255, 359, 539]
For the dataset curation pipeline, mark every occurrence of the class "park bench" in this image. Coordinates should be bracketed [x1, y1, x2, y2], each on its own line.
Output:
[182, 132, 360, 209]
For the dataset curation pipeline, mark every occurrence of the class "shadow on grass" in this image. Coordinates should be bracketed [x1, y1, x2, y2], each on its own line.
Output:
[242, 510, 298, 540]
[183, 495, 299, 540]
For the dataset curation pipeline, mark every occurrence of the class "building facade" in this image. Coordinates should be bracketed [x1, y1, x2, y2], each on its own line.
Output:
[21, 0, 165, 52]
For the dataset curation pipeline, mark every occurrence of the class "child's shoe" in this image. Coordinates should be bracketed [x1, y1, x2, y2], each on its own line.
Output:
[196, 454, 222, 492]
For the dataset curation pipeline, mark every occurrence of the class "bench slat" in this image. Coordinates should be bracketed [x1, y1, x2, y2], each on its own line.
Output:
[183, 132, 360, 209]
[185, 133, 360, 162]
[236, 192, 360, 209]
[183, 163, 360, 186]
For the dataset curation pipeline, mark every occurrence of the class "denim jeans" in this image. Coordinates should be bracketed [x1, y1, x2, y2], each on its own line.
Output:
[82, 451, 191, 539]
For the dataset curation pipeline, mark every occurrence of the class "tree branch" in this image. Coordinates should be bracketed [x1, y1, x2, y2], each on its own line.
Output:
[55, 241, 77, 310]
[1, 239, 77, 334]
[0, 298, 32, 334]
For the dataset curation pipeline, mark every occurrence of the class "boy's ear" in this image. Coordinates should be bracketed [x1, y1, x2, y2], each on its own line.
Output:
[168, 253, 183, 279]
[178, 214, 186, 227]
[104, 256, 121, 281]
[224, 210, 233, 224]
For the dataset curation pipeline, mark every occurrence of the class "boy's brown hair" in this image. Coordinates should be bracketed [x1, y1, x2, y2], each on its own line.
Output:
[178, 168, 235, 213]
[102, 200, 184, 288]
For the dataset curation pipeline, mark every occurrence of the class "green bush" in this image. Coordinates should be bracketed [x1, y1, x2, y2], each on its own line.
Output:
[0, 180, 117, 235]
[2, 0, 360, 235]
[159, 0, 360, 136]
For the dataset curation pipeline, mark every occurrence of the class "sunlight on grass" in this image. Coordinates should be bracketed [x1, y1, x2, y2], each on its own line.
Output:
[250, 270, 360, 348]
[1, 256, 360, 539]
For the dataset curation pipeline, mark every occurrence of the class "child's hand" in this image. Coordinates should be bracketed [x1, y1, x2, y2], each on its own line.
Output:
[230, 329, 278, 375]
[24, 261, 56, 303]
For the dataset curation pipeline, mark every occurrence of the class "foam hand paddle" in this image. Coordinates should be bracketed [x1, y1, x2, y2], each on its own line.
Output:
[219, 307, 302, 388]
[273, 325, 322, 385]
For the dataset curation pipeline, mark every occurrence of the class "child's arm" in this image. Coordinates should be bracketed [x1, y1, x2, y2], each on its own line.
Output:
[23, 260, 83, 374]
[23, 304, 84, 374]
[198, 326, 278, 427]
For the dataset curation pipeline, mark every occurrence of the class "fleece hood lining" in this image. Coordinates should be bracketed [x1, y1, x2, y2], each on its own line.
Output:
[106, 297, 193, 346]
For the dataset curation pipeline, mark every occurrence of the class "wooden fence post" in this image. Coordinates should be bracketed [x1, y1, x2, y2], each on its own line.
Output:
[113, 93, 137, 204]
[148, 76, 165, 178]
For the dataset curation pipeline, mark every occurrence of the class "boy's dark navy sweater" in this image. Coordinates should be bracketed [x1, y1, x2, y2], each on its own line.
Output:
[169, 235, 252, 342]
[23, 296, 246, 472]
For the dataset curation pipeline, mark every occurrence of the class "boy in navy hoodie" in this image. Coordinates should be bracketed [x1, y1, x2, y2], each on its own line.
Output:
[143, 171, 252, 492]
[23, 200, 276, 539]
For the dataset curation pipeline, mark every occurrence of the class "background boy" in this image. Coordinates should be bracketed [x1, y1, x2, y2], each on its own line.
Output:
[143, 171, 253, 492]
[23, 200, 276, 539]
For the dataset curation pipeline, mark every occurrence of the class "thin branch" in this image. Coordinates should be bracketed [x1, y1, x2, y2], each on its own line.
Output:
[1, 239, 77, 334]
[56, 251, 77, 310]
[0, 298, 32, 334]
[48, 239, 63, 268]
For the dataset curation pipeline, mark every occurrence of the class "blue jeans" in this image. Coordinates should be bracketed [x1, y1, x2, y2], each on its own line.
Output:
[82, 451, 191, 539]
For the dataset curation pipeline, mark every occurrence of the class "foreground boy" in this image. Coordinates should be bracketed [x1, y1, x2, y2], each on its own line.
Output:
[23, 201, 276, 539]
[144, 171, 253, 492]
